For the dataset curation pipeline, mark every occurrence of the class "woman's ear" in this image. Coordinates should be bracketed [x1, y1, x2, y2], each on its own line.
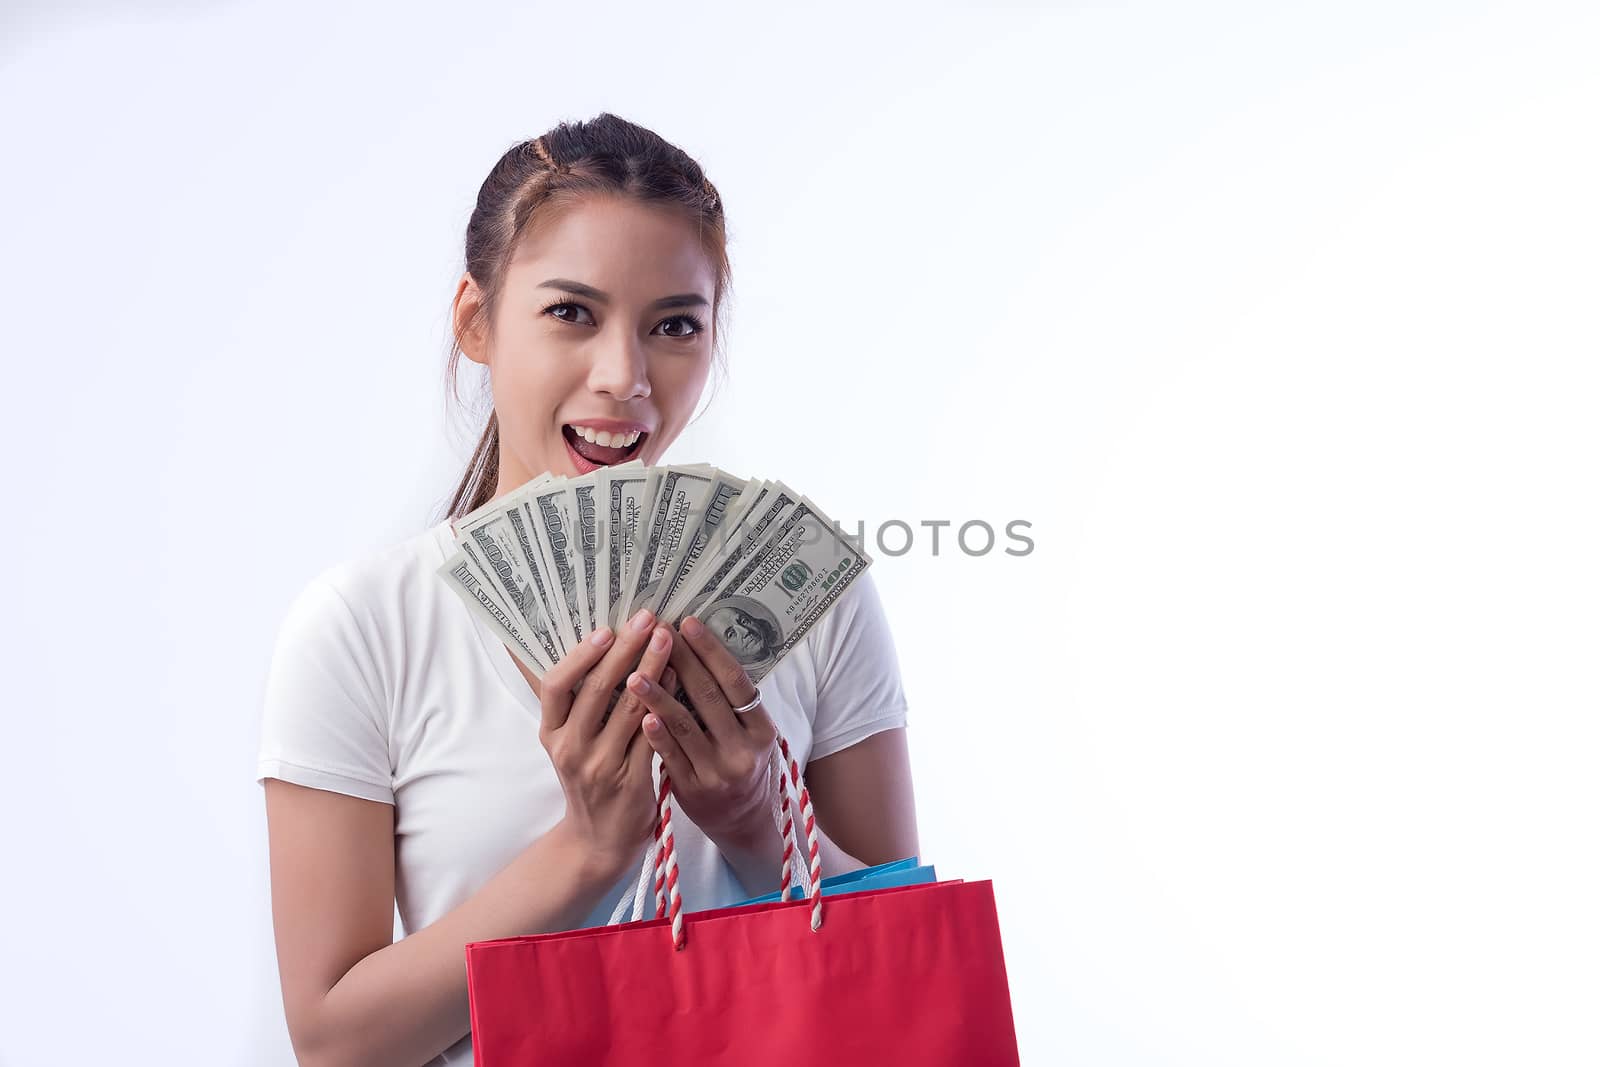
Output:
[452, 273, 490, 367]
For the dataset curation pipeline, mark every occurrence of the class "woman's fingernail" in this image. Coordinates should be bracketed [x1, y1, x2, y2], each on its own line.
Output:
[644, 714, 661, 732]
[650, 626, 671, 651]
[680, 615, 704, 638]
[628, 672, 649, 693]
[630, 608, 654, 632]
[589, 626, 614, 647]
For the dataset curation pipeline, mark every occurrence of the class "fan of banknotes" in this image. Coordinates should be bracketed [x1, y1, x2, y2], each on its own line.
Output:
[436, 461, 872, 684]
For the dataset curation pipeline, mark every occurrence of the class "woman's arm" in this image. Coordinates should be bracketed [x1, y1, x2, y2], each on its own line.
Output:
[713, 727, 920, 896]
[803, 727, 920, 864]
[264, 779, 631, 1067]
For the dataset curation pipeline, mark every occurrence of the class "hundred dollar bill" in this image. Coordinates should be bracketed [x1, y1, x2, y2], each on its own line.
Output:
[602, 462, 653, 631]
[617, 466, 661, 623]
[620, 465, 732, 623]
[437, 549, 553, 676]
[660, 481, 800, 623]
[456, 508, 565, 665]
[570, 476, 605, 639]
[692, 495, 873, 685]
[528, 482, 587, 644]
[649, 472, 756, 619]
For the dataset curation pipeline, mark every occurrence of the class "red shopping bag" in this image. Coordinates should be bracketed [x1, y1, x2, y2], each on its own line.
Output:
[465, 735, 1021, 1065]
[466, 878, 1020, 1065]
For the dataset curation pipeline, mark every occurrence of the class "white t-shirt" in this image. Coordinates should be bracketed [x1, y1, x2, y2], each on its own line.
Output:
[255, 517, 910, 1066]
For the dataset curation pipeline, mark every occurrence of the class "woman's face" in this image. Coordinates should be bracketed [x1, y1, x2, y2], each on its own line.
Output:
[454, 195, 717, 491]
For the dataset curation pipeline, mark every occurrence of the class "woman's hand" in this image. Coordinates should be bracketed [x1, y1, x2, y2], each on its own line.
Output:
[522, 609, 675, 873]
[624, 614, 780, 841]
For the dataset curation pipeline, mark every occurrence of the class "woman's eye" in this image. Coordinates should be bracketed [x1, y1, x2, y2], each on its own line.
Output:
[544, 301, 594, 326]
[658, 314, 707, 338]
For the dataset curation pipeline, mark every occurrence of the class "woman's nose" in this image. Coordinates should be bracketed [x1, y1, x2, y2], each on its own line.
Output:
[587, 338, 651, 401]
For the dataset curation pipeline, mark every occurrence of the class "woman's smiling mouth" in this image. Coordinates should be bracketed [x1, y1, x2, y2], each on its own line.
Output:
[561, 420, 650, 472]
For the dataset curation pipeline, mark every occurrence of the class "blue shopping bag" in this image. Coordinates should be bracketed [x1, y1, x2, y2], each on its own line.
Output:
[729, 855, 936, 907]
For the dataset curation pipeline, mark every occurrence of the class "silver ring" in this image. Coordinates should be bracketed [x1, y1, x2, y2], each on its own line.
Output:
[729, 693, 762, 714]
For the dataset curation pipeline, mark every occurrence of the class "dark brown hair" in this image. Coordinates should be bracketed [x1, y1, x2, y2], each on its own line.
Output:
[437, 113, 732, 524]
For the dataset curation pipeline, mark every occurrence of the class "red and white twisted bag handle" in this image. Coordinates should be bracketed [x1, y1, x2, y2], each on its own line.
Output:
[607, 731, 823, 950]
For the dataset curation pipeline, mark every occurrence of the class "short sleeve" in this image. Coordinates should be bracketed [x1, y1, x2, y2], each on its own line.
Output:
[808, 568, 910, 761]
[255, 576, 395, 805]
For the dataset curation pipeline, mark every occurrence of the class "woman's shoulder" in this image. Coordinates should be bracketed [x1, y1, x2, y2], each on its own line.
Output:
[258, 524, 454, 803]
[285, 519, 455, 640]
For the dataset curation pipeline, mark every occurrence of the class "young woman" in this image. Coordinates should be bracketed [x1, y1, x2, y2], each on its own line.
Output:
[256, 113, 919, 1067]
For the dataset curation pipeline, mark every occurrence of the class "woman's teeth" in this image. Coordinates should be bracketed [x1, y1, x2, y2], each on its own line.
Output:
[569, 424, 641, 448]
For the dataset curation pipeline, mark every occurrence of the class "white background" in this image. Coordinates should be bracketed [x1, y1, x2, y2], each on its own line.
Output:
[2, 1, 1596, 1064]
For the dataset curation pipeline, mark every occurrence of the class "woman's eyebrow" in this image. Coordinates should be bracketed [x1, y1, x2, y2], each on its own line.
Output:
[538, 277, 709, 310]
